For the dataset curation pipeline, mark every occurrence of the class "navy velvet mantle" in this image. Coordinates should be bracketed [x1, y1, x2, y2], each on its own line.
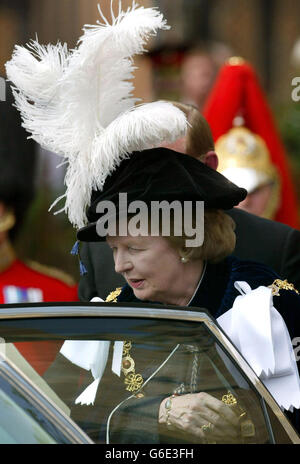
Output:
[116, 255, 300, 433]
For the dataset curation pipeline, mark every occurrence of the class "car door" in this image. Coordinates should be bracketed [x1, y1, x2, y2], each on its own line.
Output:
[0, 347, 93, 444]
[0, 302, 298, 444]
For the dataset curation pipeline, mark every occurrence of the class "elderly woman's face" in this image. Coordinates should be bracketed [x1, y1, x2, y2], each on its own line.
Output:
[106, 233, 184, 303]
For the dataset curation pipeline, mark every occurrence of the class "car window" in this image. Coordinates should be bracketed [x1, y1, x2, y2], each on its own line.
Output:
[3, 342, 70, 416]
[0, 311, 292, 444]
[0, 386, 56, 444]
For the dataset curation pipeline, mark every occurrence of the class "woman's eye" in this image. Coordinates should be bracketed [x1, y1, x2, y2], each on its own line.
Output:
[128, 246, 140, 252]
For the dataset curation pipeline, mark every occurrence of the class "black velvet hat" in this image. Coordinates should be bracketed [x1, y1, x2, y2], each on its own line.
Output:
[77, 147, 247, 242]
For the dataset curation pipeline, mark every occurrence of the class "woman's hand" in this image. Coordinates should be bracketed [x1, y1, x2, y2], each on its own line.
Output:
[158, 391, 242, 443]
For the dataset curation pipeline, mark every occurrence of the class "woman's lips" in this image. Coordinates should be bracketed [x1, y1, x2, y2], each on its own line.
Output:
[128, 279, 145, 289]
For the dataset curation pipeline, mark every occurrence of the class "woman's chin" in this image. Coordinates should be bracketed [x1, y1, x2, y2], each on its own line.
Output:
[132, 288, 153, 301]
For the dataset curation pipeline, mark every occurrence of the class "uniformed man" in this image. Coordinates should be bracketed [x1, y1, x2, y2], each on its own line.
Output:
[203, 58, 300, 229]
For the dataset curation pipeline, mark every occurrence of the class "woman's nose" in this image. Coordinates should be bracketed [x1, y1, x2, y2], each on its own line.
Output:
[114, 251, 132, 274]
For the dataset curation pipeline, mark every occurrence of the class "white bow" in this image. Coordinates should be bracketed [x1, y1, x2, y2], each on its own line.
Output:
[60, 297, 123, 406]
[217, 281, 300, 411]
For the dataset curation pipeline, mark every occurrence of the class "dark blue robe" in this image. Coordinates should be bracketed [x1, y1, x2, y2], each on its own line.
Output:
[45, 256, 300, 442]
[117, 255, 300, 435]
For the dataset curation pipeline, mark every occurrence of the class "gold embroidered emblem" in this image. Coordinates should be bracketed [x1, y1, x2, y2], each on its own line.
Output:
[268, 279, 299, 296]
[221, 391, 237, 406]
[105, 287, 122, 302]
[124, 373, 144, 392]
[105, 289, 144, 393]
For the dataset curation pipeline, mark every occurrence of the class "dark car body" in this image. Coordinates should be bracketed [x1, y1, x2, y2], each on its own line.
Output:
[0, 302, 298, 444]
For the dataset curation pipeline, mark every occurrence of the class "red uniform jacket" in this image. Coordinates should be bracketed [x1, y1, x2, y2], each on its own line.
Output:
[0, 254, 78, 375]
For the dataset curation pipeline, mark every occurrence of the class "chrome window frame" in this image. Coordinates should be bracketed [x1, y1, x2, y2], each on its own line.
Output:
[0, 302, 299, 444]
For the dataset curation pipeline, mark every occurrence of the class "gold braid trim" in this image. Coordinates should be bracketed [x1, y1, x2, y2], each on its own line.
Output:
[26, 260, 75, 287]
[105, 288, 144, 393]
[268, 279, 299, 296]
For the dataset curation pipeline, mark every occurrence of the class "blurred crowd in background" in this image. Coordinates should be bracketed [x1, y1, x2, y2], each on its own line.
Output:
[0, 0, 300, 282]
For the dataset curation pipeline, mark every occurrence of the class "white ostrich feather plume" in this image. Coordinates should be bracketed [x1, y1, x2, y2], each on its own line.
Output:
[5, 1, 188, 229]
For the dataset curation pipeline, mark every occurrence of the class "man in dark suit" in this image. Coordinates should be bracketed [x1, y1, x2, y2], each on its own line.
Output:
[78, 103, 300, 301]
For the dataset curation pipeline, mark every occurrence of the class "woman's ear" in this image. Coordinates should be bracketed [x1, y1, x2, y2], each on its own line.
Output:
[178, 246, 190, 263]
[201, 151, 218, 170]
